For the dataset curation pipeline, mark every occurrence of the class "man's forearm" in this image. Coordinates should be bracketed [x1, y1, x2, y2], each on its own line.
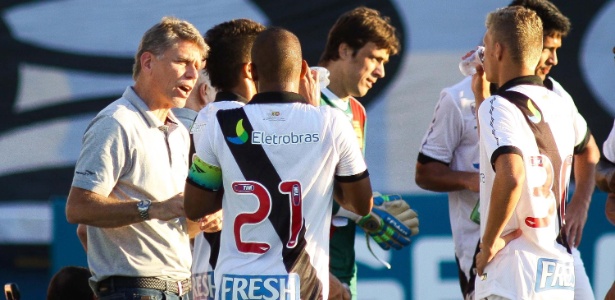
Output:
[66, 187, 150, 227]
[596, 159, 615, 193]
[415, 162, 480, 193]
[482, 155, 525, 247]
[571, 137, 599, 208]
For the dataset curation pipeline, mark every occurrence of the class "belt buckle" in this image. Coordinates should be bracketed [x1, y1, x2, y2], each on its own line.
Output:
[177, 280, 183, 296]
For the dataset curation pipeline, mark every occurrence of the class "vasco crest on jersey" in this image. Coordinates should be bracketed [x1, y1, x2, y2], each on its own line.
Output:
[264, 110, 286, 122]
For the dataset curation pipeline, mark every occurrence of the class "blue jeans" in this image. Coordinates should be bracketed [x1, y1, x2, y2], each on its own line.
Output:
[97, 287, 190, 300]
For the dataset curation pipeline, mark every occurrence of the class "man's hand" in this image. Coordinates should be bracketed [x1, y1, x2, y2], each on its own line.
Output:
[471, 64, 491, 109]
[563, 195, 589, 248]
[199, 209, 223, 233]
[328, 273, 350, 300]
[357, 194, 419, 250]
[476, 229, 522, 276]
[299, 60, 320, 106]
[151, 193, 185, 221]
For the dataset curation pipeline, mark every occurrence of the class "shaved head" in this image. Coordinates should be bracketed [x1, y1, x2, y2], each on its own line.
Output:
[251, 27, 303, 85]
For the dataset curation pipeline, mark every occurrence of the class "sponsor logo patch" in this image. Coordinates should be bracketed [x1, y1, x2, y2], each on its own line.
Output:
[227, 119, 249, 145]
[527, 99, 542, 124]
[535, 258, 575, 292]
[193, 271, 215, 300]
[220, 274, 300, 300]
[251, 131, 320, 145]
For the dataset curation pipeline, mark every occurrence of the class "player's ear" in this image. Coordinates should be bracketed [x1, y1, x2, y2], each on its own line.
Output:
[339, 43, 351, 60]
[243, 62, 254, 80]
[300, 60, 309, 78]
[249, 62, 258, 81]
[198, 82, 209, 106]
[140, 52, 154, 74]
[495, 42, 503, 61]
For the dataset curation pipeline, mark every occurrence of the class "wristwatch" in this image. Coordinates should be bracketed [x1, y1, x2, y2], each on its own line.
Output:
[137, 199, 152, 221]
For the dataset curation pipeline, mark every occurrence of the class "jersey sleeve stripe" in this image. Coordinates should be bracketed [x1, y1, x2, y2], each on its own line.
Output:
[335, 169, 369, 183]
[490, 145, 523, 171]
[573, 128, 591, 155]
[417, 152, 450, 166]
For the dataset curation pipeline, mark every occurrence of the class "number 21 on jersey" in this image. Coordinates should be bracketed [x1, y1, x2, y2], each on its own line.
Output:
[232, 180, 303, 254]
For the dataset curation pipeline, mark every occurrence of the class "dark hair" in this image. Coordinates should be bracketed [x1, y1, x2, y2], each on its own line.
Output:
[508, 0, 571, 37]
[205, 19, 266, 91]
[319, 6, 400, 64]
[47, 266, 93, 300]
[133, 16, 207, 80]
[251, 27, 303, 84]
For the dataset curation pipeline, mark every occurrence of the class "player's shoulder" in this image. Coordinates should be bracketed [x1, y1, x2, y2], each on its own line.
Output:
[94, 98, 138, 127]
[440, 77, 474, 106]
[545, 76, 565, 93]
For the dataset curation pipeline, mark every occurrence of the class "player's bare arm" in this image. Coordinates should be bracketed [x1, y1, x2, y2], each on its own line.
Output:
[596, 158, 615, 193]
[184, 182, 222, 221]
[415, 161, 480, 193]
[476, 153, 524, 276]
[333, 176, 373, 217]
[471, 65, 491, 110]
[564, 134, 599, 247]
[66, 186, 185, 227]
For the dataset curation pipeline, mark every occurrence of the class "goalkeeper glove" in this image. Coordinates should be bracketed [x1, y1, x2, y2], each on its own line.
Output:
[356, 193, 419, 250]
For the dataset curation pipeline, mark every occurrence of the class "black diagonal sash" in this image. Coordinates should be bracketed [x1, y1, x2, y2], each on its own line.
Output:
[500, 90, 570, 252]
[217, 107, 323, 298]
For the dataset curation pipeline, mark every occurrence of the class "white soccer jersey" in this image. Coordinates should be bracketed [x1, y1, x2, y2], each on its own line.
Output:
[192, 233, 216, 300]
[604, 120, 615, 163]
[418, 76, 480, 281]
[477, 77, 581, 299]
[547, 77, 589, 147]
[547, 77, 596, 300]
[191, 100, 246, 146]
[193, 92, 367, 300]
[191, 93, 246, 300]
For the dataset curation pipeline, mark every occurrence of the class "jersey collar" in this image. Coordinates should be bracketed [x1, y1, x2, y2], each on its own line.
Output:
[494, 75, 544, 95]
[248, 91, 307, 105]
[214, 91, 249, 103]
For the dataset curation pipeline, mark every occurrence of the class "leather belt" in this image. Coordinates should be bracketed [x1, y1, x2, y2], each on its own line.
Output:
[98, 276, 191, 296]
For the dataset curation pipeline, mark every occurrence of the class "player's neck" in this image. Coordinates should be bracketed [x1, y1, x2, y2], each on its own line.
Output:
[320, 62, 350, 102]
[231, 82, 257, 103]
[257, 81, 299, 94]
[325, 81, 351, 102]
[498, 63, 535, 87]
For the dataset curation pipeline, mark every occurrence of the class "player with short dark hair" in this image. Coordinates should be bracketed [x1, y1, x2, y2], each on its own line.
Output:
[185, 27, 373, 300]
[188, 18, 266, 300]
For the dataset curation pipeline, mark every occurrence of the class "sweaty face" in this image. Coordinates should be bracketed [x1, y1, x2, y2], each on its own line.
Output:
[343, 42, 389, 98]
[535, 34, 562, 81]
[150, 40, 204, 108]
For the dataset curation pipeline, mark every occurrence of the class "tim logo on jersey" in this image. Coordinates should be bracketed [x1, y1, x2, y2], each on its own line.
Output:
[534, 258, 575, 292]
[220, 274, 300, 300]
